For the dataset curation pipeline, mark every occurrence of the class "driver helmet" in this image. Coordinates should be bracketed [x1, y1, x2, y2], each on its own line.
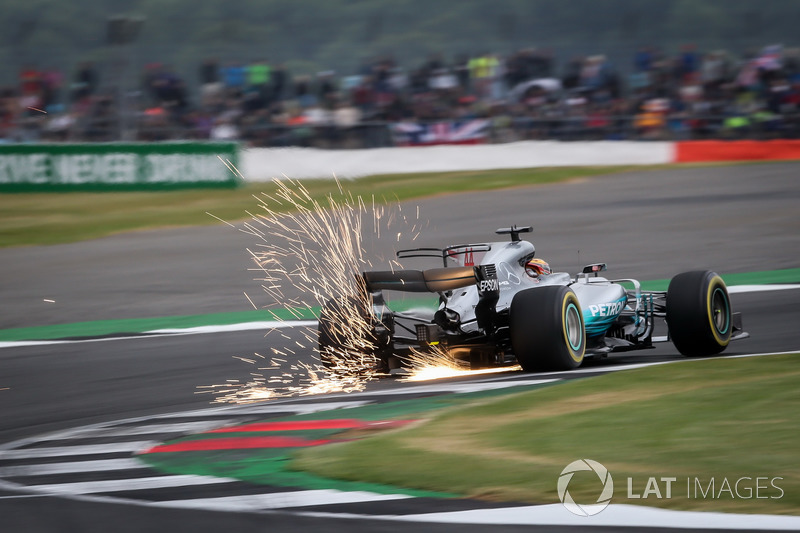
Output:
[525, 258, 551, 278]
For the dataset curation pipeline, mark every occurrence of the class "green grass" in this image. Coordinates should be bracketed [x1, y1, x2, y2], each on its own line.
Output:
[292, 353, 800, 514]
[0, 165, 646, 247]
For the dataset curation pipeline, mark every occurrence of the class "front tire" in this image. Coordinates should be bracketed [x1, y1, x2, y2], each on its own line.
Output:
[510, 286, 585, 372]
[666, 270, 732, 356]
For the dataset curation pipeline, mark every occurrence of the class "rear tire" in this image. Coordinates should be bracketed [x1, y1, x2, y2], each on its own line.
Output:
[510, 286, 585, 372]
[666, 270, 731, 356]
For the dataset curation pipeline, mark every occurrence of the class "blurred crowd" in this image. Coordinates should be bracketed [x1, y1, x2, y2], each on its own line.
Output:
[2, 43, 800, 146]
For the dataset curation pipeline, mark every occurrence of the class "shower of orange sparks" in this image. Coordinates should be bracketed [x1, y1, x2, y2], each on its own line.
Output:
[202, 177, 506, 404]
[201, 177, 422, 403]
[399, 345, 521, 382]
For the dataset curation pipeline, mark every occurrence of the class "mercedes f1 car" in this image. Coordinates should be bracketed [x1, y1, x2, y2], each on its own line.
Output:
[318, 226, 749, 372]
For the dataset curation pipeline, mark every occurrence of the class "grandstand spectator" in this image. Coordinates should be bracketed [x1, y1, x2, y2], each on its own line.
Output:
[634, 46, 655, 72]
[19, 65, 42, 98]
[42, 110, 76, 141]
[210, 116, 239, 140]
[199, 57, 220, 86]
[18, 65, 45, 119]
[454, 53, 470, 92]
[142, 63, 189, 123]
[468, 52, 499, 99]
[5, 41, 800, 145]
[246, 59, 271, 99]
[562, 57, 583, 91]
[222, 62, 246, 91]
[71, 62, 98, 102]
[40, 68, 64, 112]
[84, 95, 116, 142]
[316, 71, 337, 106]
[351, 77, 376, 117]
[678, 44, 700, 80]
[184, 108, 214, 140]
[634, 98, 669, 139]
[270, 63, 289, 101]
[293, 75, 317, 108]
[0, 87, 18, 141]
[199, 58, 223, 105]
[700, 51, 728, 100]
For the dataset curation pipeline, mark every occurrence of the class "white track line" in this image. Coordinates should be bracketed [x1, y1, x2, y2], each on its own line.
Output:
[325, 503, 800, 530]
[361, 378, 560, 396]
[175, 400, 372, 417]
[0, 441, 156, 460]
[26, 474, 238, 495]
[728, 284, 800, 294]
[36, 421, 231, 442]
[474, 350, 800, 385]
[149, 320, 317, 335]
[0, 458, 146, 477]
[151, 489, 410, 511]
[0, 320, 314, 349]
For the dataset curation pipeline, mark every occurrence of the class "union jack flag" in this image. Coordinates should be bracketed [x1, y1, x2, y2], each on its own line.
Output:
[390, 119, 490, 146]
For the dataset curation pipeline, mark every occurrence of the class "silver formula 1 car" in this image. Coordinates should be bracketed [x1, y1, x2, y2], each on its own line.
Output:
[318, 226, 749, 373]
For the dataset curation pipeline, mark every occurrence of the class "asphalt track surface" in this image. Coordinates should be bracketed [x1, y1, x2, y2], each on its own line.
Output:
[1, 162, 799, 532]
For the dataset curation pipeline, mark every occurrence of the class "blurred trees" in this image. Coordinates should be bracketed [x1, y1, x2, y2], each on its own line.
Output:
[1, 0, 797, 86]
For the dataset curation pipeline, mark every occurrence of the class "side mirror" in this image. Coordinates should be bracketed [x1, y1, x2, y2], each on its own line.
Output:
[582, 263, 607, 276]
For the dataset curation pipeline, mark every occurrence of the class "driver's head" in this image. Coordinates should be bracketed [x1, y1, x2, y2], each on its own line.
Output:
[525, 258, 551, 278]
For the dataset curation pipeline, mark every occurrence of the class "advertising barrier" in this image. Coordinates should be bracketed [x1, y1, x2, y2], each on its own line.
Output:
[241, 141, 675, 180]
[675, 140, 800, 163]
[3, 140, 799, 189]
[0, 143, 239, 191]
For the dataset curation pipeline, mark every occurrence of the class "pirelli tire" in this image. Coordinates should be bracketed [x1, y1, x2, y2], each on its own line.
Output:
[318, 296, 378, 371]
[510, 286, 586, 372]
[666, 270, 732, 357]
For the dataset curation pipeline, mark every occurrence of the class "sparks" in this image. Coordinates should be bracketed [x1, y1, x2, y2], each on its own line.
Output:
[402, 363, 523, 382]
[203, 176, 478, 404]
[394, 344, 520, 382]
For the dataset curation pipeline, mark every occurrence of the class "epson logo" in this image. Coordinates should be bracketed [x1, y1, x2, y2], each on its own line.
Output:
[588, 301, 625, 317]
[479, 279, 499, 292]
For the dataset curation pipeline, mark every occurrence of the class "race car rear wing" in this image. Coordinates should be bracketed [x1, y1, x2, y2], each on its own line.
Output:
[363, 267, 476, 293]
